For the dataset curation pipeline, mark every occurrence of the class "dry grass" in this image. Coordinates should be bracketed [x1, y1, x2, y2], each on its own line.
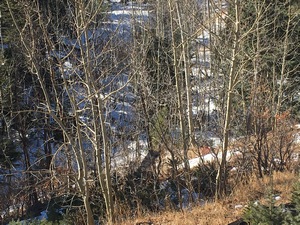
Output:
[118, 202, 239, 225]
[230, 171, 298, 206]
[116, 171, 299, 225]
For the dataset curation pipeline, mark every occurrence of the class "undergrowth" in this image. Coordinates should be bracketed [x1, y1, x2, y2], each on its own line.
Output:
[118, 171, 298, 225]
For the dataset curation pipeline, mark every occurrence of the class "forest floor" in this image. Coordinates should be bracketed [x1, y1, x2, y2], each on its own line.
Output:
[116, 171, 298, 225]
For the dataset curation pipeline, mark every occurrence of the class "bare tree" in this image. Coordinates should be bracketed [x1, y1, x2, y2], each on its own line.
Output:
[5, 0, 137, 223]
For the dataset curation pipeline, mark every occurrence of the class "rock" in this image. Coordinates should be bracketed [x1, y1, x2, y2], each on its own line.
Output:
[228, 218, 248, 225]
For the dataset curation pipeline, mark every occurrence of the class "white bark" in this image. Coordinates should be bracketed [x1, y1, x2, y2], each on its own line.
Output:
[175, 1, 196, 146]
[215, 0, 240, 199]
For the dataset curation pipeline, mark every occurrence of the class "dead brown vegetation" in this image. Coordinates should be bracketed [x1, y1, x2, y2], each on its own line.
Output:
[116, 171, 298, 225]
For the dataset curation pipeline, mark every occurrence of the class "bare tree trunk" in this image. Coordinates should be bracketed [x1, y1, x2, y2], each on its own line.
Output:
[44, 115, 52, 168]
[275, 0, 292, 124]
[97, 98, 114, 225]
[168, 0, 189, 173]
[175, 1, 196, 147]
[77, 1, 114, 222]
[215, 0, 240, 199]
[167, 0, 195, 205]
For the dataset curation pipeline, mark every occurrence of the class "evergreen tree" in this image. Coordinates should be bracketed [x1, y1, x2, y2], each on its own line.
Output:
[244, 182, 300, 224]
[284, 182, 300, 224]
[243, 200, 285, 225]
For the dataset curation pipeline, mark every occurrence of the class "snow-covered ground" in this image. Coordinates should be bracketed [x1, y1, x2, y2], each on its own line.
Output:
[183, 148, 242, 170]
[101, 1, 150, 41]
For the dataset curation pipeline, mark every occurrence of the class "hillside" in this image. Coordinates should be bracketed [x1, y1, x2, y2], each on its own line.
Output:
[0, 0, 299, 224]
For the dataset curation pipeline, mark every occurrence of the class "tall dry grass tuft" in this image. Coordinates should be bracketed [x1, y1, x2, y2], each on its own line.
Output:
[116, 171, 299, 225]
[230, 171, 298, 205]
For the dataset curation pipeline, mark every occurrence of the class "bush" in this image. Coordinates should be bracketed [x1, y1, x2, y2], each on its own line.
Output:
[243, 182, 300, 224]
[192, 162, 218, 197]
[284, 182, 300, 224]
[243, 201, 285, 225]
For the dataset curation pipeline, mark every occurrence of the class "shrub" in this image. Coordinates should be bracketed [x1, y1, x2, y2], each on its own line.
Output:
[243, 181, 300, 224]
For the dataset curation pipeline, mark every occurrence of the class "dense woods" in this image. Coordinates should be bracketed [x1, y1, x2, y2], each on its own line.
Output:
[0, 0, 299, 224]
